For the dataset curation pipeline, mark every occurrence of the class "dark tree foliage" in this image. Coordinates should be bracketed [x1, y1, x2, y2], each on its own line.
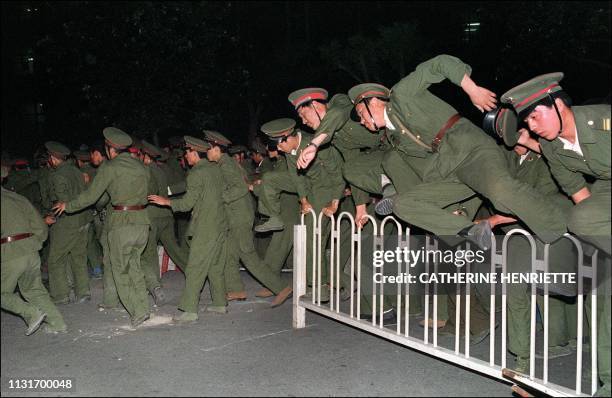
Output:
[1, 1, 609, 158]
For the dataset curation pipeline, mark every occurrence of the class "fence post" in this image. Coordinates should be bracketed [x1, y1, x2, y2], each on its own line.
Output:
[293, 224, 307, 329]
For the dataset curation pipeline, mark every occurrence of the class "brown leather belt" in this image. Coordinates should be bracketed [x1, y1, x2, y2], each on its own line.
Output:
[1, 233, 33, 244]
[112, 205, 146, 211]
[431, 113, 461, 153]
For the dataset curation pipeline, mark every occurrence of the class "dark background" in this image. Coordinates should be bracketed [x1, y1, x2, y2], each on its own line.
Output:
[2, 1, 610, 158]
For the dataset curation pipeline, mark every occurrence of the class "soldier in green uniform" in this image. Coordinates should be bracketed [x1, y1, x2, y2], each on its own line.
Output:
[88, 141, 120, 309]
[53, 128, 151, 328]
[229, 144, 256, 178]
[257, 118, 346, 302]
[204, 131, 293, 307]
[148, 136, 228, 320]
[347, 55, 567, 251]
[139, 140, 188, 305]
[2, 162, 67, 335]
[5, 158, 43, 214]
[501, 73, 610, 396]
[74, 149, 104, 279]
[45, 141, 91, 304]
[288, 87, 389, 229]
[494, 142, 577, 372]
[250, 142, 300, 298]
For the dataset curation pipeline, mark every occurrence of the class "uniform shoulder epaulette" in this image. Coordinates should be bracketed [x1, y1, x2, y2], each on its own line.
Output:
[587, 117, 610, 132]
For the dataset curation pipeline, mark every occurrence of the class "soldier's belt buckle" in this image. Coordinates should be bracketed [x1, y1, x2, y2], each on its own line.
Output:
[431, 138, 442, 153]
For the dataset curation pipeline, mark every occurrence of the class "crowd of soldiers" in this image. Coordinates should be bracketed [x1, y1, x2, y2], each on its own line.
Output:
[1, 54, 610, 396]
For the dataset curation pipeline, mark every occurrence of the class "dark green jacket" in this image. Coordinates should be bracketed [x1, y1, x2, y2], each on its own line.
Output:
[146, 163, 173, 219]
[49, 161, 90, 229]
[385, 54, 471, 159]
[1, 187, 48, 261]
[314, 94, 388, 160]
[170, 159, 227, 239]
[539, 105, 611, 196]
[218, 154, 249, 204]
[285, 132, 344, 201]
[65, 152, 150, 226]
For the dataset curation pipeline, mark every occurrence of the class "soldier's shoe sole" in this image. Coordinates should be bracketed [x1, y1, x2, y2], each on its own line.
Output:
[25, 312, 47, 336]
[254, 224, 285, 233]
[43, 325, 68, 334]
[131, 314, 150, 328]
[534, 345, 573, 359]
[270, 287, 293, 308]
[375, 198, 394, 216]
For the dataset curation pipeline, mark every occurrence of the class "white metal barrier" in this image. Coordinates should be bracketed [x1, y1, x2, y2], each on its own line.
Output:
[293, 210, 602, 397]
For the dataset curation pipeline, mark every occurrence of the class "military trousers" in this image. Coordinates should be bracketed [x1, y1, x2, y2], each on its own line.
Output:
[393, 123, 567, 241]
[505, 233, 579, 358]
[141, 216, 189, 292]
[107, 225, 150, 321]
[262, 192, 299, 275]
[179, 231, 228, 313]
[86, 218, 103, 272]
[99, 223, 120, 307]
[381, 149, 427, 195]
[259, 170, 344, 288]
[48, 222, 90, 301]
[225, 197, 288, 295]
[568, 179, 611, 256]
[1, 252, 66, 330]
[342, 150, 386, 206]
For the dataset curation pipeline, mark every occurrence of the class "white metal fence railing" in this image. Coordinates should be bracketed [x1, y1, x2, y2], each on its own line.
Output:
[292, 209, 601, 397]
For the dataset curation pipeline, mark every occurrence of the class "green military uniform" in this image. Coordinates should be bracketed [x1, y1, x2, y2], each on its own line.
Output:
[204, 131, 291, 300]
[290, 89, 389, 207]
[63, 128, 151, 326]
[1, 181, 67, 334]
[5, 161, 43, 214]
[348, 55, 567, 246]
[140, 141, 188, 300]
[167, 136, 228, 318]
[45, 142, 91, 303]
[33, 164, 53, 270]
[501, 74, 611, 394]
[259, 119, 345, 295]
[253, 154, 300, 280]
[75, 151, 104, 277]
[490, 148, 577, 368]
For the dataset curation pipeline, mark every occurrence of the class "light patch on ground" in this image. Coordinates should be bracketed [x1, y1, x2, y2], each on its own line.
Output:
[118, 313, 174, 331]
[199, 323, 318, 352]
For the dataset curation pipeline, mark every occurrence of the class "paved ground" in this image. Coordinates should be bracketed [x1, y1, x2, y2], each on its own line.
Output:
[0, 269, 523, 397]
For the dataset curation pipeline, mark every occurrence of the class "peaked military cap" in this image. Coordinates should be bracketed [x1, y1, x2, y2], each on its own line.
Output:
[228, 145, 248, 155]
[73, 150, 91, 161]
[501, 72, 564, 118]
[251, 140, 267, 154]
[288, 88, 328, 109]
[141, 140, 163, 158]
[260, 118, 297, 142]
[184, 135, 210, 152]
[348, 83, 391, 105]
[483, 106, 520, 147]
[203, 130, 232, 147]
[103, 127, 133, 149]
[44, 141, 71, 158]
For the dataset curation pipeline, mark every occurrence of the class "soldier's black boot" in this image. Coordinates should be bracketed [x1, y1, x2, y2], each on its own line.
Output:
[375, 184, 397, 216]
[458, 220, 493, 251]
